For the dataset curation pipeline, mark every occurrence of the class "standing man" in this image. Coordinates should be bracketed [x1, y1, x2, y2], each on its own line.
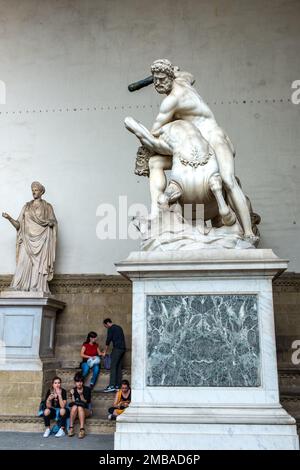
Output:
[103, 318, 126, 393]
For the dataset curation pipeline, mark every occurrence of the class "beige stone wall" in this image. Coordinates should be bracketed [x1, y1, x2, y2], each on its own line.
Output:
[273, 274, 300, 366]
[0, 359, 59, 416]
[51, 275, 132, 369]
[0, 371, 43, 416]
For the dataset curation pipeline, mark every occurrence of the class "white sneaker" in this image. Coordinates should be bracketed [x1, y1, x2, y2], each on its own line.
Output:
[55, 428, 65, 437]
[43, 428, 51, 438]
[103, 386, 116, 393]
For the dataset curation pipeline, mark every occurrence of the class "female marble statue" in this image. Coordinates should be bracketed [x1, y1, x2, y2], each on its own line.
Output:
[2, 182, 57, 294]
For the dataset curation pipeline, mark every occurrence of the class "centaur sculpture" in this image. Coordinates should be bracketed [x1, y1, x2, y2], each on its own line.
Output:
[126, 59, 260, 251]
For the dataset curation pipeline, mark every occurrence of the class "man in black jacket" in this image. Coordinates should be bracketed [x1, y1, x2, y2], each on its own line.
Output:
[103, 318, 126, 393]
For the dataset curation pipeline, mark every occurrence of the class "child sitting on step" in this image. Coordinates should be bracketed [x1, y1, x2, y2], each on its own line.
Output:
[107, 380, 131, 420]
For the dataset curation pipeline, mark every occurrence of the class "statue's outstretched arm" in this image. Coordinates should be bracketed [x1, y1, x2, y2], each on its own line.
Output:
[125, 117, 172, 155]
[2, 212, 20, 230]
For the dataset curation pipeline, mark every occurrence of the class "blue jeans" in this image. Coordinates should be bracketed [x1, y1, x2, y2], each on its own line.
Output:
[81, 362, 100, 386]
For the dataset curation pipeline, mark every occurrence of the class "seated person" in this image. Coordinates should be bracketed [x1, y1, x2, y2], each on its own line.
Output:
[108, 379, 131, 420]
[42, 376, 68, 438]
[68, 372, 92, 439]
[80, 331, 103, 389]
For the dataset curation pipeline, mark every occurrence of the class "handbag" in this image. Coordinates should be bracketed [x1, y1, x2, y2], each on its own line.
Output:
[103, 354, 111, 370]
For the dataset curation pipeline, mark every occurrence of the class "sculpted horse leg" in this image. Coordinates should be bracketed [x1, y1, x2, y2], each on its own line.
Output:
[149, 155, 172, 217]
[208, 174, 236, 226]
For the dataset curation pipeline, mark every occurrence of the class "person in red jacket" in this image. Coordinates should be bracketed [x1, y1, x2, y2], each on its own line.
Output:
[80, 331, 103, 389]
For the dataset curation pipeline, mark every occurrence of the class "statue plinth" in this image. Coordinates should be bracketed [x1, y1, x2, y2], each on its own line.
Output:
[114, 249, 299, 450]
[0, 290, 54, 298]
[0, 294, 65, 415]
[0, 294, 65, 371]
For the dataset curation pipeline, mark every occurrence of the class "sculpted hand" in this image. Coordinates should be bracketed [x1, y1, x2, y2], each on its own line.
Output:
[47, 220, 55, 227]
[2, 212, 10, 220]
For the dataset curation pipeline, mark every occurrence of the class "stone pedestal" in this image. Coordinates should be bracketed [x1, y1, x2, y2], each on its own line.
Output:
[115, 249, 299, 450]
[0, 294, 65, 415]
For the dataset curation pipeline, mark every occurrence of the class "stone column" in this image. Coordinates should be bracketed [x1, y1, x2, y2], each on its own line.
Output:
[0, 294, 65, 415]
[114, 249, 299, 450]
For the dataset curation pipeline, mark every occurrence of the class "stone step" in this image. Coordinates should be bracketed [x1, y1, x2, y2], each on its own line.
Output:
[1, 403, 299, 436]
[55, 367, 131, 391]
[279, 368, 300, 391]
[280, 387, 300, 396]
[278, 368, 300, 428]
[0, 415, 115, 434]
[0, 412, 298, 437]
[88, 392, 120, 418]
[281, 396, 300, 412]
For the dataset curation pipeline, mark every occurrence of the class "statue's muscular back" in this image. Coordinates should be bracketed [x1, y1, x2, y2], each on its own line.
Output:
[172, 78, 214, 123]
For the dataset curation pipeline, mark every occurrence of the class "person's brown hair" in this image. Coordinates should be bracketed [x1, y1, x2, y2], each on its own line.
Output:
[51, 376, 61, 385]
[121, 380, 130, 388]
[74, 372, 84, 383]
[84, 331, 98, 344]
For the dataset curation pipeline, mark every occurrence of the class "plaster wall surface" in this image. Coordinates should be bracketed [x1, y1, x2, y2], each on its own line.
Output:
[0, 0, 299, 274]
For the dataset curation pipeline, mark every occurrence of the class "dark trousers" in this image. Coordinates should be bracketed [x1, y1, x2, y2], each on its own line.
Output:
[109, 348, 125, 387]
[43, 407, 68, 428]
[108, 407, 117, 420]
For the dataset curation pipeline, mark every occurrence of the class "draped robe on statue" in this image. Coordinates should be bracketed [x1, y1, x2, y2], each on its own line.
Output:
[10, 200, 57, 293]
